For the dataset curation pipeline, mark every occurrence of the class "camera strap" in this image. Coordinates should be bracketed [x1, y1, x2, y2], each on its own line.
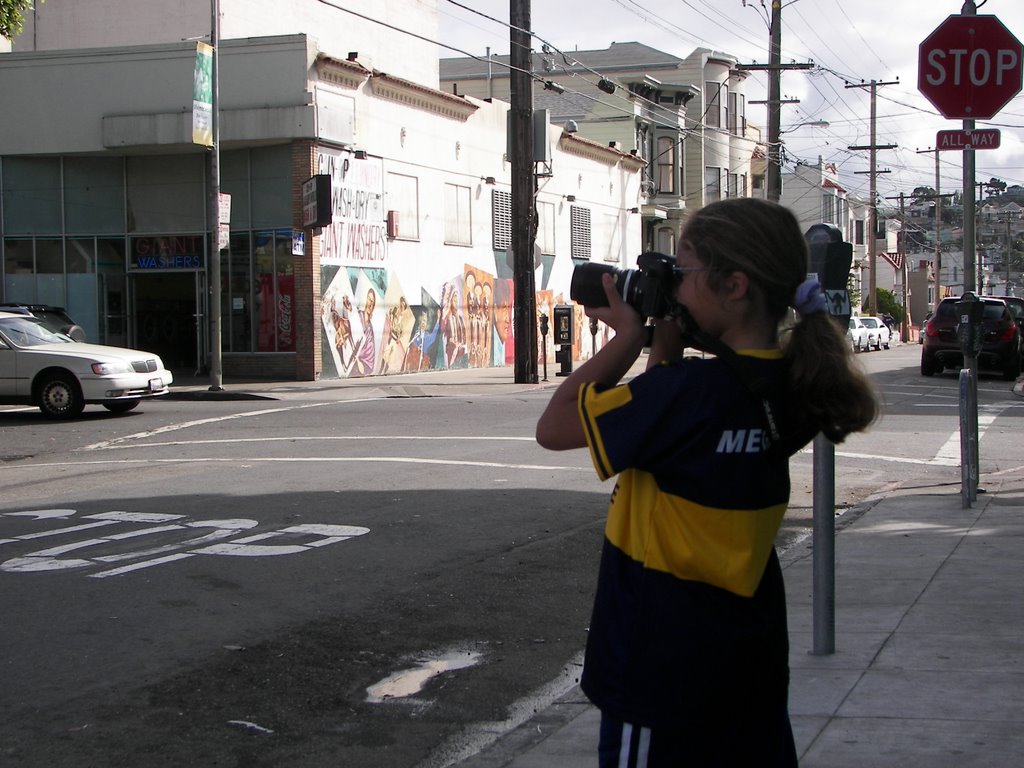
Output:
[671, 306, 782, 447]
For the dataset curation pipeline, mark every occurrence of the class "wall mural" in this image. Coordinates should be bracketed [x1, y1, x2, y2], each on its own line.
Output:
[320, 264, 530, 379]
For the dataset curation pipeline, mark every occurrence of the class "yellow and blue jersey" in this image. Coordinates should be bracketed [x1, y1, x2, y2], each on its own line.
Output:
[577, 351, 806, 732]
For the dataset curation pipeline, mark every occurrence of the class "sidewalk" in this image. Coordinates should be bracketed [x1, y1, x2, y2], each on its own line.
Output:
[451, 475, 1024, 767]
[168, 365, 1024, 766]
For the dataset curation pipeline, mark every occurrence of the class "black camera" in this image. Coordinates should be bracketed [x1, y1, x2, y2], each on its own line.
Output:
[569, 251, 679, 319]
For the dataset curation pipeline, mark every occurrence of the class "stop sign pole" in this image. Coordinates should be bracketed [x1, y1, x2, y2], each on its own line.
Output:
[919, 2, 1023, 506]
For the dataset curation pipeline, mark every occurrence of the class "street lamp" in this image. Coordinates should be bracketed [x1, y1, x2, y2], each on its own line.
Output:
[780, 119, 830, 135]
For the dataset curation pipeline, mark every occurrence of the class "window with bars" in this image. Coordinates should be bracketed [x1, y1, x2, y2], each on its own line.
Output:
[492, 189, 511, 250]
[570, 205, 591, 261]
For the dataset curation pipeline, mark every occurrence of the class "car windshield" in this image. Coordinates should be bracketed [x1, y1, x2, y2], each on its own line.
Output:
[0, 316, 73, 347]
[862, 318, 878, 328]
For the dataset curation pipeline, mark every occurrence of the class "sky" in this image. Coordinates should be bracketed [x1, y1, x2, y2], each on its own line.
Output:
[436, 0, 1024, 205]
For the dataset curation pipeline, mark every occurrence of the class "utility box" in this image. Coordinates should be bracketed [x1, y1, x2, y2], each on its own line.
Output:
[553, 304, 573, 376]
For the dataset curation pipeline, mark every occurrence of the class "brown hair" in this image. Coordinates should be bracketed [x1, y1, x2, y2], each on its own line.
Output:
[681, 198, 877, 443]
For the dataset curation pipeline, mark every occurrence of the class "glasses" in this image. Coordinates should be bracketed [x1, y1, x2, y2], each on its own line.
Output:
[671, 266, 709, 284]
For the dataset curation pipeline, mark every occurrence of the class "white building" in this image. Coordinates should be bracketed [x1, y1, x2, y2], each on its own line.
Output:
[2, 0, 642, 380]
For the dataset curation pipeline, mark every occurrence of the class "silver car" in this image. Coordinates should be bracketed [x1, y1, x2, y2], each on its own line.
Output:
[0, 312, 173, 418]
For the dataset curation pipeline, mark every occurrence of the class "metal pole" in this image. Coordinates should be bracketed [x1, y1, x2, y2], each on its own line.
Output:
[867, 81, 878, 317]
[207, 0, 223, 391]
[811, 433, 836, 655]
[765, 0, 783, 202]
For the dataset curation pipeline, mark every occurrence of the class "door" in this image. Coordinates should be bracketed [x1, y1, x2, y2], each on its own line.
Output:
[128, 272, 203, 375]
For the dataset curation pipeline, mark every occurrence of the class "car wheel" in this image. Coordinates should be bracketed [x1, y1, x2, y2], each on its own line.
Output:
[873, 336, 882, 351]
[103, 400, 140, 414]
[921, 355, 939, 377]
[37, 374, 85, 419]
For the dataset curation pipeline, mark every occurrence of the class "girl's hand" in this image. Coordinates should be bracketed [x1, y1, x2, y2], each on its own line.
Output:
[585, 273, 643, 336]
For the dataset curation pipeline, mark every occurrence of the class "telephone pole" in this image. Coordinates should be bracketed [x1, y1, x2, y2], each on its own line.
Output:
[738, 1, 812, 202]
[848, 79, 898, 316]
[509, 0, 538, 383]
[915, 147, 945, 312]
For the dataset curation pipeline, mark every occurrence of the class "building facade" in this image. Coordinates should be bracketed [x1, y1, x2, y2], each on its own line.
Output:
[1, 1, 643, 380]
[441, 42, 760, 260]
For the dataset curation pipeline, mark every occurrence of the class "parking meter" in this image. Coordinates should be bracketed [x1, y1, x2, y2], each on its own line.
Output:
[955, 292, 984, 357]
[804, 224, 853, 328]
[589, 316, 599, 357]
[539, 313, 549, 339]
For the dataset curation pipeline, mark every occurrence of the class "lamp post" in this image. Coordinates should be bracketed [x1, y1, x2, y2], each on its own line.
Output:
[780, 119, 830, 135]
[207, 0, 223, 391]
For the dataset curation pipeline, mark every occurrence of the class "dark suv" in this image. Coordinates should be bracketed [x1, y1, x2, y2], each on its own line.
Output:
[0, 303, 86, 341]
[921, 296, 1021, 380]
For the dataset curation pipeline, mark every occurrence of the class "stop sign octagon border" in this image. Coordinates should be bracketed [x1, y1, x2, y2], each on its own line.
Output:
[918, 14, 1024, 120]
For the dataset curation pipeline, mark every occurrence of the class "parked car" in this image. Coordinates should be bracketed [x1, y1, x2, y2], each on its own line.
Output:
[0, 303, 86, 341]
[0, 311, 172, 418]
[847, 316, 873, 353]
[860, 316, 892, 350]
[920, 297, 1021, 380]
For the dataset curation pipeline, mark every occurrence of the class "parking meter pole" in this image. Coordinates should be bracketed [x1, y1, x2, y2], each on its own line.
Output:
[811, 432, 836, 655]
[955, 293, 983, 504]
[539, 314, 549, 382]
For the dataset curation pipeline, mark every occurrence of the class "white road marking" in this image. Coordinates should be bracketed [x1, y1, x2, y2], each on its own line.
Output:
[87, 435, 538, 451]
[79, 401, 350, 451]
[0, 456, 585, 471]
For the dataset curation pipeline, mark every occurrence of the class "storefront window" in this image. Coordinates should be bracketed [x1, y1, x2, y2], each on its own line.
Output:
[126, 155, 205, 233]
[224, 233, 249, 352]
[255, 230, 295, 352]
[2, 157, 61, 235]
[35, 239, 65, 306]
[3, 237, 34, 301]
[66, 157, 124, 234]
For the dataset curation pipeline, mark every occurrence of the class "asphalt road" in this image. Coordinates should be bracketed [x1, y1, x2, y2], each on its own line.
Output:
[1, 343, 1020, 767]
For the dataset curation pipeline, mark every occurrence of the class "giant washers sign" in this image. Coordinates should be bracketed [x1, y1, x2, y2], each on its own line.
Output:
[130, 235, 205, 270]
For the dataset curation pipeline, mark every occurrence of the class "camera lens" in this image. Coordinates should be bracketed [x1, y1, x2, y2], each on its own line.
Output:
[570, 263, 618, 307]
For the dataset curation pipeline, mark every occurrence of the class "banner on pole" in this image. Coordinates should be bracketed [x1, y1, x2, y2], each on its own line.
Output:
[192, 41, 214, 147]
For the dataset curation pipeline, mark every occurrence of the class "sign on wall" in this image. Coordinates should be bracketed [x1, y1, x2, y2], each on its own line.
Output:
[316, 149, 386, 266]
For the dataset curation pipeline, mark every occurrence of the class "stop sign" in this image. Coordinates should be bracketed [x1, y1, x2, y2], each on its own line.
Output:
[918, 14, 1023, 120]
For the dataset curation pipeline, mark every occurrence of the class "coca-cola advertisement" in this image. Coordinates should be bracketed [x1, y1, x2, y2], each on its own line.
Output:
[259, 274, 295, 352]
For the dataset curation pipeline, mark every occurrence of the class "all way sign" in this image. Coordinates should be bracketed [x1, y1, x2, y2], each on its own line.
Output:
[936, 128, 1002, 150]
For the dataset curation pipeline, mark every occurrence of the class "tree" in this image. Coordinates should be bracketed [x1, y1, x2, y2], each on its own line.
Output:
[864, 288, 904, 323]
[912, 186, 937, 205]
[0, 0, 42, 40]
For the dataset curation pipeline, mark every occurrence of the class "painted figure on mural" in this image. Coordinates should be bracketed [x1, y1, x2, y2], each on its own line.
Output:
[350, 287, 377, 377]
[331, 295, 355, 369]
[440, 282, 467, 369]
[380, 295, 414, 375]
[404, 310, 440, 372]
[493, 279, 514, 366]
[464, 271, 480, 368]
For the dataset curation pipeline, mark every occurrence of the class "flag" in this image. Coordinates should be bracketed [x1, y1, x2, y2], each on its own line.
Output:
[192, 42, 213, 146]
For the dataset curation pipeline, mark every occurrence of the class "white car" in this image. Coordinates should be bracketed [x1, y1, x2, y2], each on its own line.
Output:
[860, 316, 892, 350]
[0, 311, 173, 419]
[847, 317, 872, 353]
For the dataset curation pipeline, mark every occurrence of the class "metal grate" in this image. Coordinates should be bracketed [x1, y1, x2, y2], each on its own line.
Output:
[570, 205, 591, 261]
[492, 189, 511, 251]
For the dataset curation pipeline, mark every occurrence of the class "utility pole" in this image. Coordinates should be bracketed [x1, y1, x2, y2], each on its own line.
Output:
[884, 192, 911, 341]
[848, 79, 898, 316]
[738, 1, 812, 202]
[509, 0, 538, 383]
[915, 147, 944, 312]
